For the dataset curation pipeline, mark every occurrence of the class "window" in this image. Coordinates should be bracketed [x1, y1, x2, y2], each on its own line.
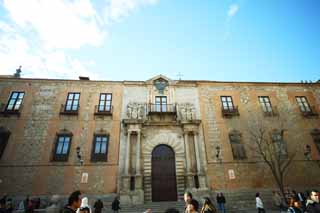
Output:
[91, 134, 109, 161]
[53, 134, 72, 161]
[311, 129, 320, 154]
[5, 91, 24, 111]
[296, 96, 311, 112]
[229, 130, 247, 160]
[221, 96, 234, 110]
[259, 96, 272, 113]
[98, 93, 112, 112]
[65, 93, 80, 111]
[155, 96, 167, 112]
[272, 130, 287, 157]
[0, 127, 11, 159]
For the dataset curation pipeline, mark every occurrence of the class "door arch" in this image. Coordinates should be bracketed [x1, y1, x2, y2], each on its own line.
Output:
[151, 144, 177, 201]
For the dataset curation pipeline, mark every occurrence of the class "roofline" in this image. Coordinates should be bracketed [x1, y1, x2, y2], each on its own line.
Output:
[0, 76, 319, 86]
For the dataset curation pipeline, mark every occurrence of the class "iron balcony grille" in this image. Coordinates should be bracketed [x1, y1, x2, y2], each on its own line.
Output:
[94, 105, 113, 116]
[221, 106, 240, 117]
[148, 104, 177, 114]
[60, 104, 80, 115]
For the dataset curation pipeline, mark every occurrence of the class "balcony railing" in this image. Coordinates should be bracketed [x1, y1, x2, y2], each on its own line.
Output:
[301, 106, 318, 117]
[94, 105, 113, 116]
[263, 106, 279, 117]
[147, 104, 177, 114]
[60, 104, 79, 115]
[222, 106, 239, 117]
[0, 103, 23, 116]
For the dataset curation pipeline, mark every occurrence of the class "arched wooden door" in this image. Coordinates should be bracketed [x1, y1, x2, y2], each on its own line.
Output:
[151, 145, 177, 201]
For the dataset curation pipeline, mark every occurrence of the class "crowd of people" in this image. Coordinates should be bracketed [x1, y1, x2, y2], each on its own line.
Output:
[0, 189, 319, 213]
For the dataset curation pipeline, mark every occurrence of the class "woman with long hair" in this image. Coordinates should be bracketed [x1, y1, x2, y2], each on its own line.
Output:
[200, 197, 217, 213]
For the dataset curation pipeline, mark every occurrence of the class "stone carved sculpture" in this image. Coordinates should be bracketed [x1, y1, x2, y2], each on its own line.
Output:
[127, 102, 145, 119]
[178, 103, 196, 121]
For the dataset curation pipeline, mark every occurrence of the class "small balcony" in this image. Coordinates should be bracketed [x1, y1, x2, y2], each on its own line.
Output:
[147, 104, 177, 115]
[222, 106, 239, 117]
[59, 104, 79, 115]
[301, 106, 318, 118]
[94, 105, 113, 116]
[0, 103, 23, 117]
[263, 106, 279, 117]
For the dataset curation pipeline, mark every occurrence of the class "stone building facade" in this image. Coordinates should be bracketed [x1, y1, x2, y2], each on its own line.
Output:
[0, 75, 319, 205]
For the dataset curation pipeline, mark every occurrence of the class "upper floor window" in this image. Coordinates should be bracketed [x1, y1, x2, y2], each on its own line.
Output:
[296, 96, 311, 112]
[91, 134, 109, 161]
[259, 96, 272, 112]
[53, 134, 72, 161]
[65, 93, 80, 112]
[155, 96, 167, 112]
[6, 91, 24, 111]
[98, 93, 112, 112]
[221, 96, 234, 110]
[0, 127, 11, 159]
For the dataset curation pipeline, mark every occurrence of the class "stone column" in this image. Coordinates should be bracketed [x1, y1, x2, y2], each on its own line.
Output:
[136, 130, 141, 175]
[125, 130, 132, 175]
[193, 132, 202, 174]
[184, 131, 191, 173]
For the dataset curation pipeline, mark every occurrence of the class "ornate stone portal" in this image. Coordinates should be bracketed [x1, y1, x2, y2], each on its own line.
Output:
[119, 75, 210, 204]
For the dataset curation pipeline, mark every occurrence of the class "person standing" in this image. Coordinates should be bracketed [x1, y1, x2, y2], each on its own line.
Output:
[255, 193, 266, 213]
[111, 197, 120, 213]
[287, 198, 303, 213]
[306, 190, 320, 213]
[62, 191, 82, 213]
[200, 197, 217, 213]
[184, 192, 199, 212]
[186, 199, 199, 213]
[93, 199, 103, 213]
[78, 197, 91, 213]
[216, 193, 226, 213]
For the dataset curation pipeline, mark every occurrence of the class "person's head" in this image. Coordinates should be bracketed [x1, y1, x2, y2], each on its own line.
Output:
[68, 190, 82, 209]
[202, 197, 212, 206]
[292, 190, 297, 195]
[288, 198, 295, 207]
[184, 192, 192, 203]
[186, 200, 197, 212]
[256, 192, 260, 198]
[309, 190, 319, 203]
[293, 200, 301, 208]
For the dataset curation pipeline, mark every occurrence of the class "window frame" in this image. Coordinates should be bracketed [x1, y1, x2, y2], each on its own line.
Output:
[258, 96, 273, 113]
[52, 134, 73, 162]
[5, 91, 25, 112]
[221, 96, 235, 111]
[155, 96, 167, 112]
[64, 92, 80, 112]
[0, 129, 11, 159]
[91, 134, 109, 162]
[98, 93, 112, 112]
[295, 96, 311, 112]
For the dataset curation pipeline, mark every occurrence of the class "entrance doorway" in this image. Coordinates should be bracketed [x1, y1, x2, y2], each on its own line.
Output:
[151, 145, 177, 201]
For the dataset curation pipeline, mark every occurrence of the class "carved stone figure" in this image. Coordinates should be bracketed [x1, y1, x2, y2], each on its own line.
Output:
[178, 103, 195, 121]
[127, 102, 145, 119]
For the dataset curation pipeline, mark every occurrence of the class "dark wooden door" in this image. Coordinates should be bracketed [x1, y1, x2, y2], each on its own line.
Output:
[152, 145, 177, 201]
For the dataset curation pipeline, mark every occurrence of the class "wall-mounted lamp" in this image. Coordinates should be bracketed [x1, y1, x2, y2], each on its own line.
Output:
[76, 146, 83, 165]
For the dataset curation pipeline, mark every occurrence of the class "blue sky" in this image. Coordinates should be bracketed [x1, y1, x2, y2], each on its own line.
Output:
[0, 0, 319, 82]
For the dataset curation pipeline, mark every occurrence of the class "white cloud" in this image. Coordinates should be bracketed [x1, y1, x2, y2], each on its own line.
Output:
[105, 0, 159, 22]
[227, 4, 239, 19]
[3, 0, 105, 49]
[0, 0, 159, 79]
